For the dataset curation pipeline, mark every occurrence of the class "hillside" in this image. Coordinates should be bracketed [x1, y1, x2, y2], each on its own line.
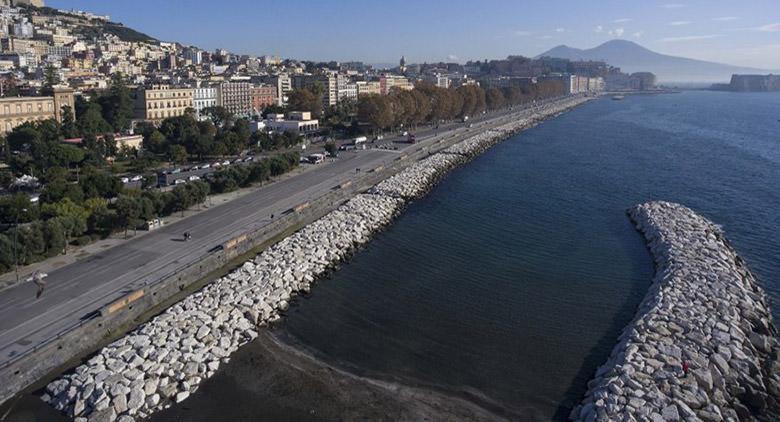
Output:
[537, 40, 771, 83]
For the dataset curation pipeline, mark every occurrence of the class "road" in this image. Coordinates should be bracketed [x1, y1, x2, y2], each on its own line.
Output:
[0, 97, 566, 369]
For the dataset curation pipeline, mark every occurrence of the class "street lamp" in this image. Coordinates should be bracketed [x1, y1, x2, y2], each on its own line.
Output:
[13, 207, 27, 284]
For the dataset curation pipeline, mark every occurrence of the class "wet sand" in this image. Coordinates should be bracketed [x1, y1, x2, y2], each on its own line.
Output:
[152, 328, 511, 422]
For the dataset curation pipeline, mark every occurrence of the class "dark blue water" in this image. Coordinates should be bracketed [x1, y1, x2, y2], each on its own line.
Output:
[273, 91, 780, 420]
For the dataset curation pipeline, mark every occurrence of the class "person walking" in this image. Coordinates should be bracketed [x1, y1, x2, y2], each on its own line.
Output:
[28, 270, 48, 299]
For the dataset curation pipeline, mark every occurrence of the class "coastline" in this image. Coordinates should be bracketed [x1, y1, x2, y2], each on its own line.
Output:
[37, 96, 593, 421]
[570, 201, 780, 421]
[151, 330, 511, 422]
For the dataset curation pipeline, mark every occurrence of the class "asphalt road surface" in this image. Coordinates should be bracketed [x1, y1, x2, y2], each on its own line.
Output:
[0, 98, 565, 369]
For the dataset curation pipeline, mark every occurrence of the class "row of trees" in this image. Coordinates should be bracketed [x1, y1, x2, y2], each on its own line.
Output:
[357, 80, 565, 132]
[0, 151, 299, 273]
[138, 108, 304, 164]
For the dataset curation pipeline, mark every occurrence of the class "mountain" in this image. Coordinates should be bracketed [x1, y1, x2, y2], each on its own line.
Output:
[536, 40, 771, 83]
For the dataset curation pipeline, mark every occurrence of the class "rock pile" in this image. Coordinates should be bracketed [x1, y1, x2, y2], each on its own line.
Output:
[571, 201, 780, 422]
[43, 95, 592, 421]
[43, 194, 402, 421]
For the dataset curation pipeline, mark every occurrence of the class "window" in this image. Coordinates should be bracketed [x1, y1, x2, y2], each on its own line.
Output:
[27, 104, 32, 113]
[16, 105, 21, 113]
[37, 103, 42, 112]
[3, 105, 8, 115]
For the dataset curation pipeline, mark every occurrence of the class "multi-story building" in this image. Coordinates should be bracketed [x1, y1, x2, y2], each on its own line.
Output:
[356, 80, 381, 97]
[379, 74, 413, 95]
[250, 85, 276, 113]
[183, 47, 202, 65]
[292, 73, 338, 108]
[219, 81, 253, 116]
[193, 85, 219, 118]
[267, 73, 291, 106]
[0, 87, 74, 134]
[134, 85, 194, 122]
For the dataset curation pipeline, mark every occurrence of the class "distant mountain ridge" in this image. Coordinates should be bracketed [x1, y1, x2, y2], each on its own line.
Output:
[536, 40, 771, 83]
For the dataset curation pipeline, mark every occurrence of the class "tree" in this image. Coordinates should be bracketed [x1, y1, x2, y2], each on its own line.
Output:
[202, 106, 232, 128]
[287, 88, 322, 118]
[357, 95, 393, 131]
[77, 102, 112, 137]
[169, 144, 188, 165]
[60, 105, 79, 138]
[41, 64, 59, 95]
[485, 88, 506, 111]
[98, 73, 133, 132]
[115, 195, 141, 238]
[143, 130, 168, 154]
[324, 141, 337, 157]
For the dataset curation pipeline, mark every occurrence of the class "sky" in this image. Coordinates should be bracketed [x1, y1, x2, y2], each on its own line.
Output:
[47, 0, 780, 69]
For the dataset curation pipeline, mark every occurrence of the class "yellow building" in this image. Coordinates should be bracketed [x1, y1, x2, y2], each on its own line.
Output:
[356, 81, 382, 97]
[135, 85, 194, 122]
[0, 87, 75, 134]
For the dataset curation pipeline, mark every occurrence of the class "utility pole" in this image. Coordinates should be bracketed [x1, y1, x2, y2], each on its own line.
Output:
[13, 208, 26, 284]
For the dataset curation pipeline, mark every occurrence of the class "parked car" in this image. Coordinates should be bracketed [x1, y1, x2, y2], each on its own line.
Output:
[174, 179, 186, 185]
[212, 161, 222, 167]
[131, 175, 143, 182]
[222, 160, 230, 166]
[201, 163, 211, 169]
[188, 175, 200, 181]
[171, 168, 181, 174]
[121, 177, 130, 183]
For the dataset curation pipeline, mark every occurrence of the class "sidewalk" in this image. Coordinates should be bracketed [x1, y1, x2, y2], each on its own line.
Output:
[0, 162, 321, 293]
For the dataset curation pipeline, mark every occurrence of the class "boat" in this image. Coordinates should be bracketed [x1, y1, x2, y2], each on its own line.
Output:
[612, 95, 625, 101]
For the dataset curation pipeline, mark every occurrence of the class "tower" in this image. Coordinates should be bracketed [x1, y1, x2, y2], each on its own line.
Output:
[399, 56, 407, 73]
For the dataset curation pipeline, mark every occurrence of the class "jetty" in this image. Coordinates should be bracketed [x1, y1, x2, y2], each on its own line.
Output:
[571, 201, 779, 421]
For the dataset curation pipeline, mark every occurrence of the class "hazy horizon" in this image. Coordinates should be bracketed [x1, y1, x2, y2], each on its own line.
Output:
[46, 0, 780, 69]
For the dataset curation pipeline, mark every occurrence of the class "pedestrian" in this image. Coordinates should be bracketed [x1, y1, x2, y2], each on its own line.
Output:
[682, 360, 689, 377]
[271, 214, 274, 219]
[29, 270, 48, 299]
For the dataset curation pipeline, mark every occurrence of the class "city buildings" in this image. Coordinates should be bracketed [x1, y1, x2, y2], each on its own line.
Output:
[134, 85, 194, 122]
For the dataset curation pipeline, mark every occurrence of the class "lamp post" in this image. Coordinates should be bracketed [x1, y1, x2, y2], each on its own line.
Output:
[13, 207, 27, 284]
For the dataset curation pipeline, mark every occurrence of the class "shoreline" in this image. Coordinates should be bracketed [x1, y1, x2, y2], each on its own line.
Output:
[36, 96, 593, 421]
[150, 329, 513, 422]
[570, 201, 780, 421]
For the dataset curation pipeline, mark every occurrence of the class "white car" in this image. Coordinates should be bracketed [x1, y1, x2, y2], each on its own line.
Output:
[131, 175, 143, 182]
[121, 177, 130, 183]
[188, 175, 200, 181]
[201, 163, 211, 169]
[222, 160, 231, 166]
[174, 179, 186, 185]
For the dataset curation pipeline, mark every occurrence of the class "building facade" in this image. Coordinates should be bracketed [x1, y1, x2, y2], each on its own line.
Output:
[219, 81, 253, 116]
[135, 85, 194, 122]
[265, 111, 319, 135]
[250, 85, 276, 113]
[0, 87, 73, 134]
[356, 80, 381, 97]
[193, 85, 219, 118]
[379, 74, 413, 95]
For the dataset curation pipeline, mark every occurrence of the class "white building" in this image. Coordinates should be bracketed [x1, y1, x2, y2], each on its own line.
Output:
[265, 111, 319, 135]
[193, 85, 219, 118]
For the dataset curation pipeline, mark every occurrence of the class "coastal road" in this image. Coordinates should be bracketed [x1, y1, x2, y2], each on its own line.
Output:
[0, 97, 565, 369]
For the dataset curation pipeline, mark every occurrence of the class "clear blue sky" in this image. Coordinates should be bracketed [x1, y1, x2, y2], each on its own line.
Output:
[48, 0, 780, 69]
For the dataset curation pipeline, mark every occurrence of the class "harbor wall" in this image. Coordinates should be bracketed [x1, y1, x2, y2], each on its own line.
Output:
[571, 201, 780, 421]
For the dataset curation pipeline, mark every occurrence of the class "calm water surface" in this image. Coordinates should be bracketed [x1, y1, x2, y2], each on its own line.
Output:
[272, 91, 780, 420]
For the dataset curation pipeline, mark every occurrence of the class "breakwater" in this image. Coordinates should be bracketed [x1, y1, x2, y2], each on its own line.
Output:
[571, 201, 779, 421]
[41, 96, 591, 421]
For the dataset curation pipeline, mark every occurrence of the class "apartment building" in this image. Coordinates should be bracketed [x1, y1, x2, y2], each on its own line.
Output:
[219, 81, 253, 116]
[135, 85, 194, 122]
